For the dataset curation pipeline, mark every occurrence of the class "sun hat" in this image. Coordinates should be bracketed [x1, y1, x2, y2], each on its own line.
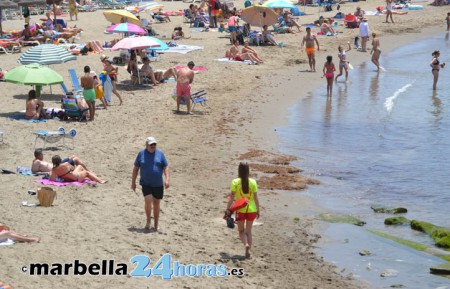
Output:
[362, 17, 368, 21]
[100, 54, 108, 61]
[146, 137, 157, 145]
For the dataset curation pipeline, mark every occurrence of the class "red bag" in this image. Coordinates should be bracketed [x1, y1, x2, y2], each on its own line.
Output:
[229, 197, 249, 213]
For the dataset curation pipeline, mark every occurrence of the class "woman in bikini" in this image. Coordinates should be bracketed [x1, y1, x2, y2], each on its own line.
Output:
[25, 90, 46, 120]
[0, 223, 40, 243]
[104, 59, 123, 105]
[335, 41, 352, 82]
[430, 50, 445, 90]
[323, 55, 336, 98]
[225, 163, 260, 259]
[50, 155, 106, 183]
[370, 32, 381, 72]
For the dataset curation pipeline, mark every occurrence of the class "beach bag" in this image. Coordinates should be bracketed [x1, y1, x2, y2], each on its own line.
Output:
[229, 197, 249, 212]
[37, 187, 57, 207]
[214, 0, 221, 10]
[95, 85, 104, 99]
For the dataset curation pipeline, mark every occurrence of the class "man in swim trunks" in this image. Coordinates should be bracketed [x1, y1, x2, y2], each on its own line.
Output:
[176, 61, 195, 115]
[301, 27, 320, 72]
[31, 149, 87, 175]
[80, 66, 96, 121]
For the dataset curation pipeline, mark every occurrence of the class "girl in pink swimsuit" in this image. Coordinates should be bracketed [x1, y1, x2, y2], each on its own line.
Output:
[323, 55, 336, 98]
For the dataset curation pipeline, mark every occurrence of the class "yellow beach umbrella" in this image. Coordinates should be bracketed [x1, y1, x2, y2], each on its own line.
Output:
[103, 10, 142, 27]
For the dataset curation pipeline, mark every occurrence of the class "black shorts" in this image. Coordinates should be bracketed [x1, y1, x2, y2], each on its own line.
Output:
[62, 158, 75, 166]
[142, 186, 164, 199]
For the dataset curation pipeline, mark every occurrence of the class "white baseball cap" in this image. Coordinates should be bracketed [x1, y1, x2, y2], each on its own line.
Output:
[146, 137, 157, 145]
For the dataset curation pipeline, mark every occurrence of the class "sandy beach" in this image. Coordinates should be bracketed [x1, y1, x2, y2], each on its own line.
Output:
[0, 0, 448, 288]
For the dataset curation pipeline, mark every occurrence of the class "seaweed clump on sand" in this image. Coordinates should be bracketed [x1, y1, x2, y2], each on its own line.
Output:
[411, 220, 450, 249]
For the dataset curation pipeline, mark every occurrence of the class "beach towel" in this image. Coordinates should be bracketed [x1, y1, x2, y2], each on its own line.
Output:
[0, 239, 15, 246]
[8, 114, 47, 123]
[16, 166, 37, 176]
[35, 179, 96, 187]
[99, 72, 113, 102]
[215, 58, 252, 65]
[165, 45, 204, 54]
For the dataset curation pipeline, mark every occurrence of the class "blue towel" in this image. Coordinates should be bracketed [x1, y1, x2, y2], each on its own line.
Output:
[9, 114, 47, 123]
[16, 166, 37, 176]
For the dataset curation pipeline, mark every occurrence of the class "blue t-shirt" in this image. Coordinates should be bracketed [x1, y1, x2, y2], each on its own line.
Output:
[134, 148, 168, 187]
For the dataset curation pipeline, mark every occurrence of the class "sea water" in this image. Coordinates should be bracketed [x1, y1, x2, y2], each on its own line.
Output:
[277, 33, 450, 288]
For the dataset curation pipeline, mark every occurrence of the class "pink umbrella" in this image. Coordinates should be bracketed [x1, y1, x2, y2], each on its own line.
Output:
[106, 23, 147, 34]
[111, 36, 161, 51]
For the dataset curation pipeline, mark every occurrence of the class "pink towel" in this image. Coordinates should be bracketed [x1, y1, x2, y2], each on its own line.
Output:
[35, 179, 96, 187]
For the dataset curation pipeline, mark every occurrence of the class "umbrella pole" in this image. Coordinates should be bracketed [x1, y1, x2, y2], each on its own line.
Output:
[0, 8, 3, 37]
[36, 85, 42, 98]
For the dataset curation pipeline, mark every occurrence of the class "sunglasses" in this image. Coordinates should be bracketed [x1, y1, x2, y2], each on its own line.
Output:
[149, 143, 157, 147]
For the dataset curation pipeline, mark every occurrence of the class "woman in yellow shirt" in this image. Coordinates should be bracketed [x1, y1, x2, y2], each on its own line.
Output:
[226, 162, 260, 258]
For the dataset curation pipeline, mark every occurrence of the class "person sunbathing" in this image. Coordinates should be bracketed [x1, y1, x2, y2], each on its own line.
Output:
[85, 40, 104, 53]
[229, 40, 263, 64]
[50, 155, 106, 183]
[262, 25, 279, 46]
[25, 89, 47, 120]
[0, 223, 40, 243]
[375, 7, 408, 15]
[283, 12, 302, 32]
[140, 57, 159, 85]
[172, 27, 190, 40]
[321, 18, 336, 35]
[0, 281, 12, 289]
[32, 149, 87, 175]
[242, 41, 264, 63]
[153, 10, 171, 22]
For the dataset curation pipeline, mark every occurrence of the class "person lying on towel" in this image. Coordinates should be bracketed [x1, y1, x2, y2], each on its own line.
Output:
[32, 149, 87, 175]
[49, 155, 107, 183]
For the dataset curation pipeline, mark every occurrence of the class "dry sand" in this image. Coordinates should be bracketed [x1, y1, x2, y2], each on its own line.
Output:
[0, 1, 448, 288]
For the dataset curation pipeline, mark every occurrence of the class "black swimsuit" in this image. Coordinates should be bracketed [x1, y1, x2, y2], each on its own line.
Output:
[432, 59, 440, 72]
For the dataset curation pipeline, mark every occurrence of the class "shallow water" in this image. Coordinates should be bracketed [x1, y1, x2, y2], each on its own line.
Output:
[277, 33, 450, 287]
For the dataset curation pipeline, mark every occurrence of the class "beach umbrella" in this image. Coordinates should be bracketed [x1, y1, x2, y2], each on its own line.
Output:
[111, 36, 160, 51]
[0, 0, 19, 36]
[5, 63, 63, 97]
[103, 10, 142, 26]
[125, 2, 164, 14]
[263, 0, 296, 9]
[13, 0, 46, 5]
[241, 5, 278, 27]
[106, 23, 147, 34]
[17, 44, 77, 65]
[144, 36, 168, 51]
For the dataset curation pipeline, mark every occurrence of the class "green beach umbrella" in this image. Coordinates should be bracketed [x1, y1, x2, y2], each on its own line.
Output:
[5, 63, 64, 97]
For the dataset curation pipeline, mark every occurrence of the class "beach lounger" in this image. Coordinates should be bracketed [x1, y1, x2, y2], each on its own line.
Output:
[61, 98, 88, 122]
[68, 69, 84, 94]
[97, 0, 125, 9]
[61, 82, 82, 98]
[33, 128, 65, 150]
[175, 90, 210, 111]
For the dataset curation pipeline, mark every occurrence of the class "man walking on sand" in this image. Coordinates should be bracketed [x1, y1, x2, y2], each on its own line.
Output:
[132, 137, 170, 232]
[301, 27, 320, 72]
[176, 61, 195, 115]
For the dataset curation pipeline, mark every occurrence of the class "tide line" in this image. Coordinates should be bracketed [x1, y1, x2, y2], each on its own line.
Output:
[384, 82, 414, 114]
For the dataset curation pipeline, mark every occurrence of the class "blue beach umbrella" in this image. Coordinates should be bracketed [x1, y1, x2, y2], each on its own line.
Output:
[263, 0, 296, 9]
[17, 44, 77, 65]
[145, 36, 168, 51]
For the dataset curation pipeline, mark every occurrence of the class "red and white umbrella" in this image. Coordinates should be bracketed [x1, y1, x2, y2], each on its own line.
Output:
[111, 36, 161, 51]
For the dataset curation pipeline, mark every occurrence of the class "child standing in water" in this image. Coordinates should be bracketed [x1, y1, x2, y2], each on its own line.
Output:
[323, 55, 336, 98]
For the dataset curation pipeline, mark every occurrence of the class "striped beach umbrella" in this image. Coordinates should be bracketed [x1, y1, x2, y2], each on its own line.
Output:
[17, 44, 77, 65]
